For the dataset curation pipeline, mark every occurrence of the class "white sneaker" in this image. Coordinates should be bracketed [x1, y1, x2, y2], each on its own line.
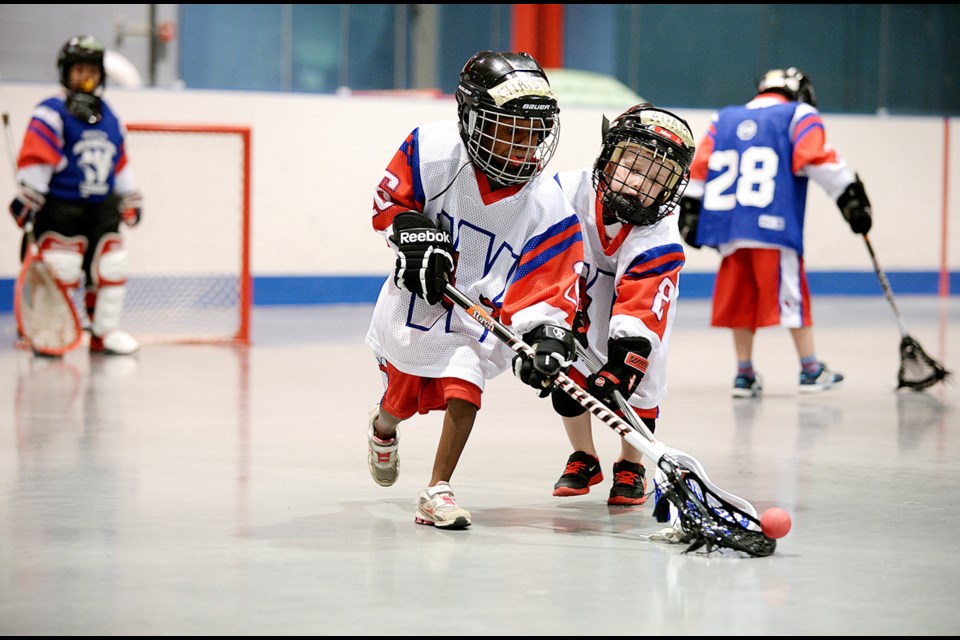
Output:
[415, 482, 471, 529]
[367, 404, 399, 487]
[732, 373, 763, 398]
[799, 363, 844, 394]
[90, 329, 139, 355]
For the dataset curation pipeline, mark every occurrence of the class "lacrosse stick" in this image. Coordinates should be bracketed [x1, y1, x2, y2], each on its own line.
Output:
[444, 283, 776, 557]
[4, 112, 83, 357]
[14, 222, 84, 356]
[863, 235, 950, 391]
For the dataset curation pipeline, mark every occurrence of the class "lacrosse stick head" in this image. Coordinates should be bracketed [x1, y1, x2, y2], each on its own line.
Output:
[652, 455, 777, 557]
[898, 335, 951, 391]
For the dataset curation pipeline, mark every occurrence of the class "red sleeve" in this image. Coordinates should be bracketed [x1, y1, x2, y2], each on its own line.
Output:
[17, 118, 62, 171]
[113, 141, 129, 176]
[611, 244, 684, 341]
[791, 113, 839, 174]
[501, 215, 583, 328]
[372, 130, 424, 232]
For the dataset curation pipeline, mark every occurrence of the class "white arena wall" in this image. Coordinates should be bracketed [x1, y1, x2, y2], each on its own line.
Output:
[0, 81, 957, 306]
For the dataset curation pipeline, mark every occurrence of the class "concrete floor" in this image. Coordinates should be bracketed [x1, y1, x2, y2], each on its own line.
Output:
[1, 296, 958, 635]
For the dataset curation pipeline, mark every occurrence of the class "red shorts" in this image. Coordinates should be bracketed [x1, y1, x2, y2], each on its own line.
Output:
[379, 361, 482, 420]
[710, 247, 813, 330]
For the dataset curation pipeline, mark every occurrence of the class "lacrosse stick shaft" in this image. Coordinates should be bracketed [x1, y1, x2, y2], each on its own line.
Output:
[443, 283, 666, 463]
[444, 282, 761, 517]
[863, 235, 908, 337]
[2, 112, 20, 181]
[574, 341, 654, 439]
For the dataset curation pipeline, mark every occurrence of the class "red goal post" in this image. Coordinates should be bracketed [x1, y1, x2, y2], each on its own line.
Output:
[122, 123, 252, 345]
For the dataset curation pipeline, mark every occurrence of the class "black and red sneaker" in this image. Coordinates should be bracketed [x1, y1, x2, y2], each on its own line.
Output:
[607, 460, 647, 506]
[553, 451, 603, 497]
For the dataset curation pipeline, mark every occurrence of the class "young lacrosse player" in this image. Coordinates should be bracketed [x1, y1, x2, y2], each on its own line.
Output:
[9, 35, 143, 355]
[365, 50, 583, 529]
[678, 67, 872, 397]
[550, 104, 695, 505]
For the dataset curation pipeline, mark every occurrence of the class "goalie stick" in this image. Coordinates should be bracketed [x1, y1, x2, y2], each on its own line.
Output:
[4, 112, 83, 357]
[863, 235, 950, 391]
[15, 222, 84, 357]
[443, 283, 776, 557]
[14, 223, 84, 357]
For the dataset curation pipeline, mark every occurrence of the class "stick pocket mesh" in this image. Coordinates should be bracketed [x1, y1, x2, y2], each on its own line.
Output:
[19, 257, 81, 353]
[898, 335, 951, 391]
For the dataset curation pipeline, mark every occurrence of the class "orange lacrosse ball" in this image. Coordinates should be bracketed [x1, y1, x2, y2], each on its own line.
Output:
[760, 507, 792, 539]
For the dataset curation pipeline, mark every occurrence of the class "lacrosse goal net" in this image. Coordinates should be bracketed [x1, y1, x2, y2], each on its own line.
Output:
[117, 123, 251, 345]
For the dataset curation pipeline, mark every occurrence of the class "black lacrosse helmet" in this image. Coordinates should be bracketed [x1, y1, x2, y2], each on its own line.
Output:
[455, 51, 560, 186]
[58, 35, 106, 91]
[757, 67, 817, 107]
[592, 103, 695, 226]
[57, 35, 106, 123]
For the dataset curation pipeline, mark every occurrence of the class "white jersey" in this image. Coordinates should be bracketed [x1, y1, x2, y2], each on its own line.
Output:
[554, 168, 685, 410]
[366, 120, 583, 390]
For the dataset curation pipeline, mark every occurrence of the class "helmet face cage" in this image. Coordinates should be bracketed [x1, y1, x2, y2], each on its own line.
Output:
[757, 67, 817, 107]
[58, 35, 106, 94]
[592, 106, 695, 226]
[456, 52, 560, 186]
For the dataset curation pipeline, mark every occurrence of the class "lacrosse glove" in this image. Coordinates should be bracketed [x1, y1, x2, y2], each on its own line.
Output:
[9, 184, 45, 229]
[678, 196, 702, 249]
[390, 211, 455, 305]
[837, 174, 872, 235]
[119, 190, 143, 227]
[586, 336, 652, 407]
[513, 324, 576, 398]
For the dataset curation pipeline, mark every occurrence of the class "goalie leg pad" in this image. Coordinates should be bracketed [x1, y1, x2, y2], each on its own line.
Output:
[91, 233, 128, 287]
[91, 285, 127, 336]
[90, 235, 130, 338]
[38, 232, 87, 287]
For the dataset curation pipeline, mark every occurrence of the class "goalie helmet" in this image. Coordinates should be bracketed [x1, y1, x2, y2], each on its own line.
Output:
[455, 51, 560, 186]
[592, 103, 695, 226]
[757, 67, 817, 107]
[57, 35, 106, 123]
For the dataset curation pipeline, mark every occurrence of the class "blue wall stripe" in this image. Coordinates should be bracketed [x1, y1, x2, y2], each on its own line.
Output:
[0, 272, 955, 311]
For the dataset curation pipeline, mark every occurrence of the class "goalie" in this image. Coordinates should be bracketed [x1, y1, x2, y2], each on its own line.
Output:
[8, 35, 142, 356]
[549, 104, 695, 506]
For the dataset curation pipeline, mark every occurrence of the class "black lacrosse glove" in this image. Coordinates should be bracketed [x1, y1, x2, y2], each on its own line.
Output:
[513, 324, 576, 398]
[389, 211, 455, 305]
[837, 173, 872, 235]
[9, 184, 45, 229]
[586, 336, 652, 407]
[678, 196, 702, 249]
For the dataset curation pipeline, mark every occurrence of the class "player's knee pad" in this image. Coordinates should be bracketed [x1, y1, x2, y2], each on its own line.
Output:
[38, 232, 86, 287]
[91, 285, 127, 336]
[551, 387, 587, 417]
[91, 233, 128, 287]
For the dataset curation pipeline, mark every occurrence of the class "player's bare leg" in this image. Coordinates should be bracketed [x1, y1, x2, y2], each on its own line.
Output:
[415, 398, 475, 529]
[732, 327, 762, 397]
[429, 398, 476, 485]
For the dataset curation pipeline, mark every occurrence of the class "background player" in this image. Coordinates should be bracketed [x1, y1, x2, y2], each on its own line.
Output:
[678, 67, 872, 397]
